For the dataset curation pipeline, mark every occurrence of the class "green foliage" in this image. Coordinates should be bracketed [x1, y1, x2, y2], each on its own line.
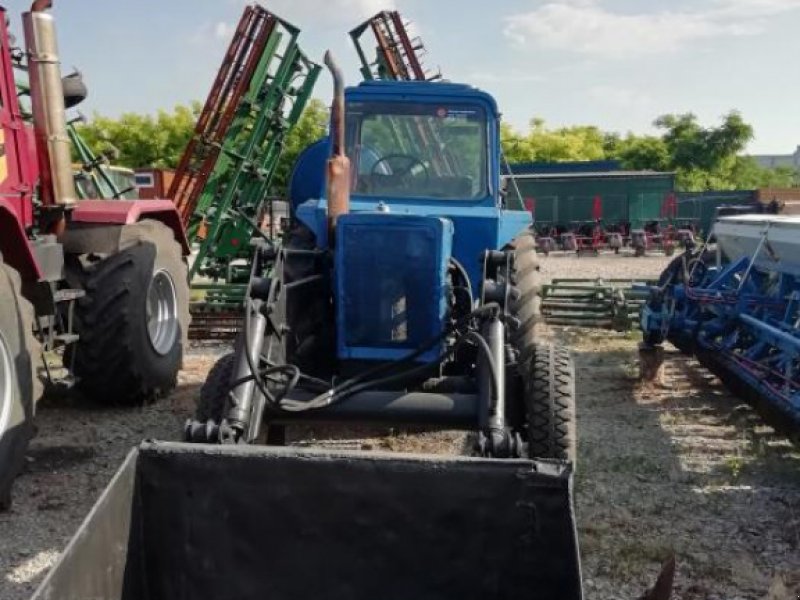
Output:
[272, 98, 328, 193]
[75, 100, 798, 195]
[501, 119, 606, 163]
[607, 134, 670, 172]
[75, 103, 201, 169]
[501, 111, 797, 192]
[74, 99, 329, 194]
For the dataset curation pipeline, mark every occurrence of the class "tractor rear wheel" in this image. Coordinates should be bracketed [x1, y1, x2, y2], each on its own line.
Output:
[0, 259, 41, 509]
[523, 342, 577, 463]
[507, 228, 542, 364]
[66, 220, 190, 404]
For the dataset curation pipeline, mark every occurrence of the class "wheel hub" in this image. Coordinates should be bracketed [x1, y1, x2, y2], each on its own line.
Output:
[146, 269, 179, 355]
[0, 330, 14, 435]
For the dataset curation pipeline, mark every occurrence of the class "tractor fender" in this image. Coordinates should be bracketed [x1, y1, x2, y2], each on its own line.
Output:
[0, 199, 42, 282]
[69, 200, 190, 255]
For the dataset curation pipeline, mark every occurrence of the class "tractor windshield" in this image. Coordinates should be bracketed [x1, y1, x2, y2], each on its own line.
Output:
[346, 101, 488, 200]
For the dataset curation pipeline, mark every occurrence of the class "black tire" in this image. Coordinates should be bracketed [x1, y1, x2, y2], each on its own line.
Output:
[507, 229, 542, 364]
[0, 259, 41, 509]
[196, 352, 235, 422]
[197, 352, 286, 444]
[66, 220, 190, 404]
[524, 343, 576, 462]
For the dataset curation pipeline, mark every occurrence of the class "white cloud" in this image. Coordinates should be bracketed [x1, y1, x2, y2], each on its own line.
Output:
[214, 21, 235, 40]
[587, 85, 653, 110]
[467, 69, 546, 84]
[503, 0, 800, 58]
[713, 0, 800, 17]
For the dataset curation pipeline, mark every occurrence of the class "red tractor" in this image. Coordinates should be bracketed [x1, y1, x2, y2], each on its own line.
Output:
[0, 2, 190, 507]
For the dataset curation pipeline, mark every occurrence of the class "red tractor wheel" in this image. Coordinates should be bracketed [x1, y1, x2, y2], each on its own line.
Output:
[65, 220, 190, 404]
[0, 257, 41, 509]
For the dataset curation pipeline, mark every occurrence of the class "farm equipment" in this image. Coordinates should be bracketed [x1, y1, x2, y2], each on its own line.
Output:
[130, 41, 585, 593]
[630, 194, 679, 256]
[641, 215, 800, 438]
[541, 279, 654, 331]
[0, 2, 190, 507]
[30, 442, 581, 600]
[169, 4, 320, 339]
[350, 10, 442, 82]
[67, 116, 138, 200]
[185, 51, 578, 458]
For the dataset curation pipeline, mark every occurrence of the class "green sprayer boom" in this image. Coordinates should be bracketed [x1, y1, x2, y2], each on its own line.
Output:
[168, 4, 320, 337]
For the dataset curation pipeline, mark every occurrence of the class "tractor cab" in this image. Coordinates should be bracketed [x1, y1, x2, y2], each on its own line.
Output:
[293, 80, 531, 289]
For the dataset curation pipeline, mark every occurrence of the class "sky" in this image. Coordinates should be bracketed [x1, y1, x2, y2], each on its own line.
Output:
[5, 0, 799, 154]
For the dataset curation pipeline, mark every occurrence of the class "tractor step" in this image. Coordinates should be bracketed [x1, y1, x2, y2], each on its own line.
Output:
[53, 288, 85, 303]
[53, 333, 79, 346]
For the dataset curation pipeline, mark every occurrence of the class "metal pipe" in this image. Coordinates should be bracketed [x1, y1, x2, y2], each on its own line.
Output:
[324, 51, 350, 237]
[23, 3, 77, 206]
[271, 391, 480, 427]
[479, 317, 509, 455]
[226, 300, 267, 431]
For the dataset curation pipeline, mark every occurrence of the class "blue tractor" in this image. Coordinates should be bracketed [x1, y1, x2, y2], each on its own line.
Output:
[185, 53, 577, 464]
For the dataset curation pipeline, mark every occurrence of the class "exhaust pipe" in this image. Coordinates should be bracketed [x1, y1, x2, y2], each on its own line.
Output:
[24, 0, 78, 207]
[324, 50, 350, 239]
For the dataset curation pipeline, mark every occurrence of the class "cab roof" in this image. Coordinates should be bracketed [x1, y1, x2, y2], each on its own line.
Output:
[346, 80, 499, 117]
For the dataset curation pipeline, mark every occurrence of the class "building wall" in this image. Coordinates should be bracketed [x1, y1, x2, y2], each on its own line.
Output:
[751, 146, 800, 170]
[507, 173, 676, 230]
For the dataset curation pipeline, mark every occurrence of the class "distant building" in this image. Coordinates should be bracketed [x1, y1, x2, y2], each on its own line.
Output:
[751, 146, 800, 170]
[503, 161, 676, 230]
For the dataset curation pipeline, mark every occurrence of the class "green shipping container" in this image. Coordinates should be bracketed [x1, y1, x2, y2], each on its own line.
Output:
[676, 191, 756, 236]
[505, 170, 676, 231]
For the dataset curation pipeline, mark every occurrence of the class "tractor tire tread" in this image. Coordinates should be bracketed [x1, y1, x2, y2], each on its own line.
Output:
[0, 259, 41, 510]
[506, 229, 542, 356]
[525, 343, 577, 462]
[66, 220, 189, 404]
[196, 352, 236, 422]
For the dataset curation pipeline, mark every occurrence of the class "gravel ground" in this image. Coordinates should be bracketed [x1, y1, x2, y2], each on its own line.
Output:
[1, 252, 798, 599]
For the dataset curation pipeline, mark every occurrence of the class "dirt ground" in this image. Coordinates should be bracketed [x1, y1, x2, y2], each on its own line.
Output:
[1, 253, 798, 599]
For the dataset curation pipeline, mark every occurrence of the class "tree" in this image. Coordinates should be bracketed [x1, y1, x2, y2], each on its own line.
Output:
[76, 103, 201, 169]
[500, 119, 606, 163]
[76, 99, 329, 195]
[654, 111, 754, 190]
[76, 102, 797, 195]
[607, 134, 670, 171]
[272, 99, 328, 193]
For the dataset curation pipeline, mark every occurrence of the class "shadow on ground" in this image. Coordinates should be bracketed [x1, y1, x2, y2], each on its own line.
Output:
[550, 326, 800, 599]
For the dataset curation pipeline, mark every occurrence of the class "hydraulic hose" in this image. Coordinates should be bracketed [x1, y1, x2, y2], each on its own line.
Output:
[237, 303, 503, 414]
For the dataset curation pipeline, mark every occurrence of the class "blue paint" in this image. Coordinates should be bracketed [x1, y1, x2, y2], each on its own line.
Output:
[335, 213, 453, 362]
[289, 80, 533, 295]
[289, 137, 329, 214]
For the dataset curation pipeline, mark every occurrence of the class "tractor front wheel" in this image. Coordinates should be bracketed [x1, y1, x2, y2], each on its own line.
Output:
[66, 220, 190, 404]
[523, 342, 577, 463]
[196, 352, 235, 422]
[0, 259, 41, 509]
[507, 228, 542, 364]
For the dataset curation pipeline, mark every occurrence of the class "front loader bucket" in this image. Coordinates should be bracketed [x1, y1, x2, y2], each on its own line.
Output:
[32, 442, 582, 600]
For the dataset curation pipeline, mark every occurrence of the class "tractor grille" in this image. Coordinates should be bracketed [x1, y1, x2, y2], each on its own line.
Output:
[336, 213, 453, 362]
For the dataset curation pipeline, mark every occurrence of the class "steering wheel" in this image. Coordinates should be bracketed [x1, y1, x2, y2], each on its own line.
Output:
[370, 153, 429, 179]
